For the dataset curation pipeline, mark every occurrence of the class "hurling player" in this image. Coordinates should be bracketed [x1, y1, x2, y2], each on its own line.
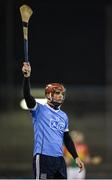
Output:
[22, 62, 84, 179]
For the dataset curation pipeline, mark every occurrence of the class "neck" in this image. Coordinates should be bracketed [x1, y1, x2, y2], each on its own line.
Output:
[47, 101, 60, 110]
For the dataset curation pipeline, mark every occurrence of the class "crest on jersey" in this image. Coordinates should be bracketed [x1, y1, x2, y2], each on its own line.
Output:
[50, 118, 65, 131]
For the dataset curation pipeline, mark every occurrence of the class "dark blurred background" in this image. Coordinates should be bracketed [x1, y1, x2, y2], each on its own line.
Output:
[0, 0, 112, 178]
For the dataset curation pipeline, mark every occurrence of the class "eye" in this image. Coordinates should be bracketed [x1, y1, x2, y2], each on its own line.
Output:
[55, 91, 60, 95]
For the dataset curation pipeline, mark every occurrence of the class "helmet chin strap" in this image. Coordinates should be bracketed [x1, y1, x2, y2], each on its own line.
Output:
[47, 101, 61, 110]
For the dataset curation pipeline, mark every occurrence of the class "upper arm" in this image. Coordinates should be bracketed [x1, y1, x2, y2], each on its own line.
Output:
[28, 101, 38, 111]
[25, 95, 36, 109]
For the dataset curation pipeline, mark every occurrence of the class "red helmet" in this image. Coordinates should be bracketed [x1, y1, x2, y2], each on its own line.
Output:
[45, 83, 66, 104]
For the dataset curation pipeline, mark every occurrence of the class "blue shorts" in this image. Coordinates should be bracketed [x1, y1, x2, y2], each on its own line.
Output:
[33, 154, 67, 179]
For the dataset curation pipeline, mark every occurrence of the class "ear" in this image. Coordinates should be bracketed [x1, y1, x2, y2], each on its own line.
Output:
[46, 93, 52, 101]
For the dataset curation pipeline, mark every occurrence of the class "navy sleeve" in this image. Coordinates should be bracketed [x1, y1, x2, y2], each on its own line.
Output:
[64, 131, 78, 159]
[23, 77, 36, 108]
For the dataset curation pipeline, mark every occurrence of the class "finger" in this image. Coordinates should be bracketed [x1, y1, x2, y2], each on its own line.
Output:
[22, 64, 30, 70]
[79, 163, 84, 173]
[79, 167, 83, 173]
[79, 165, 82, 173]
[22, 66, 27, 71]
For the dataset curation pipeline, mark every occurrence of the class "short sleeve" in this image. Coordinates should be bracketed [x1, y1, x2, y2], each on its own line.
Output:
[64, 115, 69, 132]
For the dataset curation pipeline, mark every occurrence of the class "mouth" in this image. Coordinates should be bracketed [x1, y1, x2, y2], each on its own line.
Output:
[53, 98, 64, 104]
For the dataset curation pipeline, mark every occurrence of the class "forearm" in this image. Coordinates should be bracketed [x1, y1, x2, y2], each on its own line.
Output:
[64, 131, 78, 159]
[23, 77, 36, 108]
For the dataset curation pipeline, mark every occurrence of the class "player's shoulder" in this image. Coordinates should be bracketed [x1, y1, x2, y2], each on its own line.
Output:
[30, 102, 44, 111]
[59, 109, 68, 119]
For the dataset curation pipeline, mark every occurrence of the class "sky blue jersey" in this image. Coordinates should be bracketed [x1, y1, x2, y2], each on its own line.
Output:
[30, 103, 69, 157]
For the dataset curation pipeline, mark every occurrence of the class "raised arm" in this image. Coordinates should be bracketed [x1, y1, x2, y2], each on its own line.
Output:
[22, 62, 36, 109]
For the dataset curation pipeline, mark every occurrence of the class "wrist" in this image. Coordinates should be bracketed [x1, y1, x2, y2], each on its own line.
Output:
[23, 73, 30, 78]
[75, 157, 79, 162]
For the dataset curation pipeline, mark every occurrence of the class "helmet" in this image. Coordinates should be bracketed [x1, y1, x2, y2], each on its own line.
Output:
[45, 83, 66, 104]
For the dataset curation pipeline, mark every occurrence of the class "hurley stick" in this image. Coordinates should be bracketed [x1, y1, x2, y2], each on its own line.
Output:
[20, 4, 33, 62]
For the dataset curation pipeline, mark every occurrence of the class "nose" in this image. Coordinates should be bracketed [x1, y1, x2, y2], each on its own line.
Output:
[59, 93, 64, 100]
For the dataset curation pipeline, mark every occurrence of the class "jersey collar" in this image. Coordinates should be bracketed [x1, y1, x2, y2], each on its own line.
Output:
[45, 103, 60, 112]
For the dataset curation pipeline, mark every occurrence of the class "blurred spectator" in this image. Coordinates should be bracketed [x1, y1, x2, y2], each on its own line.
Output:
[64, 130, 102, 179]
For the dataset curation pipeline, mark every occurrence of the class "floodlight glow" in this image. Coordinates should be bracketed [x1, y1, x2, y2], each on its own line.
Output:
[20, 98, 47, 110]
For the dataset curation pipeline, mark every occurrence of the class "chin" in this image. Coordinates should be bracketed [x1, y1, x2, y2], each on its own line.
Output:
[53, 101, 63, 107]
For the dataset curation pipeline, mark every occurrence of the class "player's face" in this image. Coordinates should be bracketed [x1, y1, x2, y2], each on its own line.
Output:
[52, 89, 65, 103]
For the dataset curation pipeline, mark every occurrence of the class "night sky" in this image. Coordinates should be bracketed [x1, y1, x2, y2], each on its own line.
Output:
[0, 1, 110, 87]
